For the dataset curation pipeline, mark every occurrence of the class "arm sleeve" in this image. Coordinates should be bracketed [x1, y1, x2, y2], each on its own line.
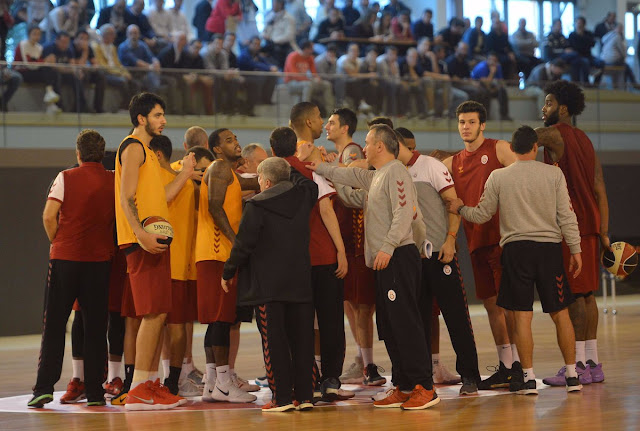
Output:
[460, 172, 499, 224]
[223, 203, 263, 280]
[47, 171, 65, 203]
[379, 170, 415, 256]
[555, 170, 582, 254]
[316, 163, 375, 191]
[335, 183, 366, 208]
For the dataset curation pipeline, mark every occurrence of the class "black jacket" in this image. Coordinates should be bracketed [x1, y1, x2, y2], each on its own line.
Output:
[223, 169, 318, 306]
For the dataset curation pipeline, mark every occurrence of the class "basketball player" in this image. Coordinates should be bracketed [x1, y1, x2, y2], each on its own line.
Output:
[448, 125, 584, 394]
[196, 128, 259, 403]
[29, 130, 115, 408]
[308, 125, 439, 410]
[237, 143, 269, 201]
[115, 92, 195, 411]
[171, 126, 209, 172]
[536, 81, 610, 386]
[441, 101, 519, 390]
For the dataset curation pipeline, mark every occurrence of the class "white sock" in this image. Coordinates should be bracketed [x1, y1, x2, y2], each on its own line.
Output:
[183, 357, 195, 374]
[565, 364, 578, 378]
[432, 353, 440, 366]
[575, 341, 586, 365]
[216, 365, 231, 386]
[355, 346, 362, 360]
[497, 344, 513, 368]
[585, 339, 598, 364]
[511, 344, 520, 363]
[148, 372, 158, 382]
[206, 363, 217, 384]
[72, 359, 84, 381]
[523, 368, 535, 382]
[315, 355, 322, 372]
[107, 361, 121, 382]
[362, 348, 374, 366]
[229, 368, 235, 377]
[162, 359, 170, 380]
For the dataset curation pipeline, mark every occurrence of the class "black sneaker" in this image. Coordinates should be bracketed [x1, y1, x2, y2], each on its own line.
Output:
[478, 362, 511, 390]
[87, 399, 107, 406]
[566, 376, 583, 392]
[511, 379, 538, 395]
[509, 364, 524, 393]
[363, 364, 387, 386]
[27, 393, 53, 408]
[320, 377, 341, 402]
[459, 377, 478, 395]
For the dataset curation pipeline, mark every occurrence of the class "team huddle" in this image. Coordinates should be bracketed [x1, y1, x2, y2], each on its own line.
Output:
[28, 79, 609, 412]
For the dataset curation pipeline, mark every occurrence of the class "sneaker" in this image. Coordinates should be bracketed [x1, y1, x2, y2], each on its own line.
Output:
[577, 361, 593, 385]
[401, 385, 440, 410]
[433, 362, 462, 385]
[188, 368, 204, 386]
[340, 357, 364, 384]
[261, 400, 295, 412]
[104, 377, 124, 396]
[155, 380, 187, 406]
[587, 360, 605, 383]
[44, 88, 60, 104]
[231, 373, 260, 392]
[312, 390, 323, 404]
[511, 379, 538, 395]
[294, 400, 314, 411]
[87, 399, 107, 406]
[459, 377, 478, 395]
[333, 388, 355, 400]
[509, 364, 524, 393]
[211, 380, 257, 403]
[363, 364, 387, 386]
[373, 387, 411, 408]
[255, 375, 269, 388]
[60, 378, 86, 404]
[478, 362, 510, 390]
[179, 378, 203, 397]
[320, 377, 341, 402]
[125, 380, 182, 411]
[566, 376, 583, 392]
[163, 378, 179, 396]
[202, 379, 216, 402]
[27, 394, 53, 408]
[110, 389, 128, 405]
[509, 361, 524, 384]
[542, 366, 569, 387]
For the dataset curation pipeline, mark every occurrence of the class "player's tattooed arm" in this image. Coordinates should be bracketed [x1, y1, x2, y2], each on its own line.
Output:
[534, 126, 564, 162]
[127, 197, 139, 222]
[207, 160, 237, 244]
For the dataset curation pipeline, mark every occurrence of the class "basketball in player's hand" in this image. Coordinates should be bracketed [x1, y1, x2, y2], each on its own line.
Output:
[602, 241, 638, 278]
[141, 216, 174, 245]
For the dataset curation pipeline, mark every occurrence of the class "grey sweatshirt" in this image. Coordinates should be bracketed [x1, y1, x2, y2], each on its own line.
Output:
[461, 160, 581, 254]
[317, 160, 425, 267]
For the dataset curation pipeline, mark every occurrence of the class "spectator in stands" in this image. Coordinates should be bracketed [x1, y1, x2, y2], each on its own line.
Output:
[285, 0, 311, 44]
[92, 23, 140, 111]
[342, 0, 360, 27]
[236, 0, 259, 46]
[490, 10, 507, 34]
[511, 18, 541, 78]
[376, 45, 407, 116]
[118, 24, 166, 97]
[223, 32, 238, 67]
[594, 11, 616, 49]
[373, 11, 392, 41]
[157, 31, 192, 113]
[309, 0, 333, 41]
[206, 0, 241, 36]
[201, 34, 237, 113]
[412, 9, 433, 42]
[471, 51, 511, 121]
[125, 0, 160, 51]
[463, 16, 487, 66]
[183, 38, 214, 114]
[485, 21, 517, 80]
[569, 16, 604, 85]
[168, 0, 190, 39]
[262, 0, 296, 68]
[192, 0, 212, 41]
[42, 0, 80, 42]
[382, 0, 410, 17]
[148, 0, 173, 42]
[96, 0, 127, 45]
[0, 0, 14, 62]
[525, 57, 567, 109]
[237, 35, 279, 105]
[446, 41, 490, 113]
[350, 10, 375, 39]
[416, 38, 449, 117]
[431, 43, 468, 118]
[27, 0, 50, 27]
[336, 42, 373, 112]
[545, 18, 590, 84]
[0, 66, 22, 112]
[391, 10, 413, 41]
[601, 23, 637, 86]
[314, 7, 345, 44]
[357, 45, 384, 114]
[75, 0, 94, 31]
[315, 43, 345, 107]
[71, 29, 106, 113]
[283, 39, 334, 116]
[13, 24, 61, 113]
[357, 0, 374, 16]
[436, 17, 466, 57]
[399, 47, 426, 118]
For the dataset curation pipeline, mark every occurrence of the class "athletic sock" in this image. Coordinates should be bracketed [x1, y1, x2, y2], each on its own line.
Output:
[575, 341, 586, 366]
[523, 368, 535, 382]
[148, 372, 158, 382]
[108, 360, 121, 382]
[183, 357, 195, 374]
[497, 344, 513, 368]
[162, 359, 170, 380]
[585, 339, 599, 364]
[355, 346, 362, 361]
[362, 348, 374, 366]
[124, 364, 134, 391]
[565, 364, 578, 378]
[315, 355, 322, 373]
[72, 359, 84, 381]
[205, 363, 217, 384]
[216, 365, 231, 386]
[229, 368, 235, 377]
[131, 370, 148, 390]
[432, 353, 440, 367]
[511, 344, 520, 363]
[167, 366, 181, 387]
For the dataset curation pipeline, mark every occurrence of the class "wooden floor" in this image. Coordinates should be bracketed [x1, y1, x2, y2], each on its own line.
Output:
[1, 295, 639, 431]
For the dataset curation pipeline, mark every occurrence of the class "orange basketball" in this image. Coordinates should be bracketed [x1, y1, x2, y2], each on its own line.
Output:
[602, 241, 638, 278]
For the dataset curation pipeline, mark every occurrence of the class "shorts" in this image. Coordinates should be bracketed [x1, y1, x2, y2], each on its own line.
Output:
[470, 245, 502, 300]
[186, 280, 198, 322]
[120, 275, 137, 318]
[196, 260, 238, 324]
[498, 241, 575, 313]
[343, 254, 376, 305]
[166, 280, 189, 324]
[125, 246, 172, 316]
[108, 248, 127, 313]
[562, 234, 599, 294]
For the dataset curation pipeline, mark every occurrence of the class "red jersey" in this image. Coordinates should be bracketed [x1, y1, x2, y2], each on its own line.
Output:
[544, 122, 600, 236]
[335, 142, 366, 257]
[47, 163, 116, 261]
[451, 138, 502, 254]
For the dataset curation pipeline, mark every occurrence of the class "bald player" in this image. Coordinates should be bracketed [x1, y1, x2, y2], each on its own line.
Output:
[237, 143, 269, 201]
[171, 126, 209, 171]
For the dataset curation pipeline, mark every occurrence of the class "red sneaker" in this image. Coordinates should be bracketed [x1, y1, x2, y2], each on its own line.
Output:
[372, 387, 410, 408]
[154, 379, 187, 406]
[104, 377, 124, 396]
[400, 385, 440, 410]
[125, 380, 181, 411]
[60, 378, 86, 404]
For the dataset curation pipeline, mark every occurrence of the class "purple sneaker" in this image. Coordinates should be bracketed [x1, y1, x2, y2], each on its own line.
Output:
[542, 366, 568, 386]
[587, 360, 605, 383]
[577, 362, 592, 385]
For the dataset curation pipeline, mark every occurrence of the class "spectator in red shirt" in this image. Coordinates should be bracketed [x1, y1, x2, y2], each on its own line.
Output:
[205, 0, 242, 36]
[284, 40, 334, 115]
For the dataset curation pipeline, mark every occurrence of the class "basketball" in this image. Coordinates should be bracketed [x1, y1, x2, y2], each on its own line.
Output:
[141, 216, 174, 245]
[602, 241, 638, 278]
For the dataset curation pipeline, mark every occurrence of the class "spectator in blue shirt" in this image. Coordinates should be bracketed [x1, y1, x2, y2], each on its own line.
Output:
[193, 0, 213, 41]
[471, 51, 511, 121]
[342, 0, 360, 26]
[485, 22, 517, 80]
[412, 9, 434, 42]
[463, 16, 487, 66]
[238, 36, 279, 105]
[118, 24, 165, 95]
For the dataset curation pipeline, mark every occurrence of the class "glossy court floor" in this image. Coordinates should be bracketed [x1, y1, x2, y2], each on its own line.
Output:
[1, 295, 638, 431]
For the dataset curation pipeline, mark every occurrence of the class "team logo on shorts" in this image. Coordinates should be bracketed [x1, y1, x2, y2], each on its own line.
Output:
[388, 290, 396, 301]
[443, 265, 452, 276]
[481, 155, 489, 165]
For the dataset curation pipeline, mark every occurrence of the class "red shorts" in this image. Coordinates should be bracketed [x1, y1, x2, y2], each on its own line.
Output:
[186, 280, 198, 322]
[196, 260, 237, 324]
[108, 248, 127, 313]
[120, 275, 138, 318]
[166, 280, 189, 324]
[562, 234, 600, 294]
[470, 245, 503, 300]
[343, 254, 376, 305]
[72, 299, 80, 312]
[125, 246, 172, 316]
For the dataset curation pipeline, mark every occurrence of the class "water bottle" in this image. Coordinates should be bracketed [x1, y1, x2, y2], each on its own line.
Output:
[518, 72, 525, 90]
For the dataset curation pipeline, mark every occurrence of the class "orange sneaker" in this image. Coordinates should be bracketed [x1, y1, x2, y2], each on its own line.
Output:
[400, 385, 440, 410]
[124, 380, 181, 411]
[261, 400, 295, 412]
[372, 387, 411, 408]
[104, 377, 124, 396]
[154, 379, 187, 406]
[60, 378, 86, 404]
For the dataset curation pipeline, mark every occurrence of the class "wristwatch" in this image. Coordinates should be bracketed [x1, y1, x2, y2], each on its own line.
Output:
[457, 205, 465, 215]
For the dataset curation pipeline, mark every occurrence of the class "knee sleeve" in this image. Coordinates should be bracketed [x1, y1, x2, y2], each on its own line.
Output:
[71, 311, 84, 358]
[108, 311, 125, 356]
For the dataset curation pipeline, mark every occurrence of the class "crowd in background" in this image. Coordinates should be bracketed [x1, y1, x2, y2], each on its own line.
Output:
[0, 0, 637, 116]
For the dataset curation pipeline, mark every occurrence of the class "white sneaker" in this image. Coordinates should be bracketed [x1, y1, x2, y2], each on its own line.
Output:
[201, 379, 216, 402]
[179, 378, 203, 397]
[211, 381, 257, 403]
[46, 104, 62, 115]
[340, 356, 364, 384]
[44, 88, 60, 104]
[231, 373, 260, 392]
[372, 387, 396, 401]
[433, 363, 461, 384]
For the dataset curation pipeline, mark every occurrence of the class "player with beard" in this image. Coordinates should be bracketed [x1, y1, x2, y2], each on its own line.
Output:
[196, 128, 260, 403]
[441, 101, 519, 390]
[536, 81, 610, 387]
